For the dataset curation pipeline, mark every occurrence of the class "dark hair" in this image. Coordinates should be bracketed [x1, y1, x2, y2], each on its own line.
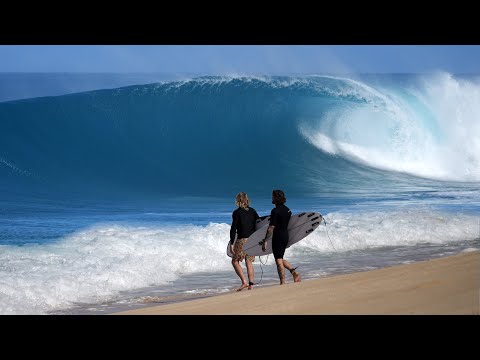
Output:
[272, 189, 286, 205]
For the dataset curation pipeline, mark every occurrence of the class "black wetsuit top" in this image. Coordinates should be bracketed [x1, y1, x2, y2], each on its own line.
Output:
[269, 204, 292, 258]
[230, 207, 260, 244]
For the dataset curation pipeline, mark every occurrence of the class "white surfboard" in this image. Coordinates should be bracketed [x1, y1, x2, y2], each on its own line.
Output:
[226, 215, 271, 257]
[227, 211, 323, 258]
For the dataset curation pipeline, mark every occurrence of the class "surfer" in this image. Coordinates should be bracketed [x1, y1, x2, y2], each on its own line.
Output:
[230, 192, 260, 291]
[262, 189, 301, 284]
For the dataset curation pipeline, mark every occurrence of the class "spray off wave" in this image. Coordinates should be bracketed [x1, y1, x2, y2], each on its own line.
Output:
[299, 72, 480, 182]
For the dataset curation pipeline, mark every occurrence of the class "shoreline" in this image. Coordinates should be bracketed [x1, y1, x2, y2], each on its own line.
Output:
[114, 250, 479, 315]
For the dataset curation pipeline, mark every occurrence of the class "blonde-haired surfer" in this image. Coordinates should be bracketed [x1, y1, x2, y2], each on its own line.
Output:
[230, 192, 260, 291]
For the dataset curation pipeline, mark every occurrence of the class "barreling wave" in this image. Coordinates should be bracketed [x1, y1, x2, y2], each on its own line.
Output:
[1, 73, 479, 199]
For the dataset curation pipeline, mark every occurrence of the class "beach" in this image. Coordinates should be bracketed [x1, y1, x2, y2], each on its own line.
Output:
[114, 250, 479, 315]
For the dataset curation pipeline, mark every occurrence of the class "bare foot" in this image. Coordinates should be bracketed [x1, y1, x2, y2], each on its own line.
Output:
[237, 283, 249, 292]
[292, 271, 301, 283]
[248, 284, 253, 290]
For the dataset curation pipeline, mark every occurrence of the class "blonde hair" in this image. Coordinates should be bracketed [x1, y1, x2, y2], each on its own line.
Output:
[235, 192, 251, 209]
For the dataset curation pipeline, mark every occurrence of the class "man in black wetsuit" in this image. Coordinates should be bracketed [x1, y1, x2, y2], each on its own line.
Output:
[230, 192, 260, 291]
[262, 189, 301, 285]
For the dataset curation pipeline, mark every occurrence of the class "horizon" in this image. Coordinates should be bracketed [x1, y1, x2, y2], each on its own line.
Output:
[0, 46, 479, 74]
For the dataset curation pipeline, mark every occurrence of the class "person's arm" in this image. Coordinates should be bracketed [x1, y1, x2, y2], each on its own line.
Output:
[262, 225, 274, 252]
[230, 211, 238, 245]
[262, 210, 275, 251]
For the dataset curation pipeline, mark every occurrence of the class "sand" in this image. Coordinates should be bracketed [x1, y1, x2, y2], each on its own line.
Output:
[114, 250, 479, 315]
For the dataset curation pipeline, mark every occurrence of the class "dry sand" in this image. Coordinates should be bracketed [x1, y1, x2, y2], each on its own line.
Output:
[114, 250, 479, 315]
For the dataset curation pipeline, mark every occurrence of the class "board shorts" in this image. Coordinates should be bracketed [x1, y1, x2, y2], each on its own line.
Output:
[233, 238, 255, 263]
[272, 236, 288, 259]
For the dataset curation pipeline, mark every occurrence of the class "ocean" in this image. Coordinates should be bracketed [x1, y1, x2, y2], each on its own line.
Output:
[0, 72, 479, 315]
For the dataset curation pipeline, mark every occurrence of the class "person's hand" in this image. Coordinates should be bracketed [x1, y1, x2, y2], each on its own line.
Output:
[262, 240, 267, 252]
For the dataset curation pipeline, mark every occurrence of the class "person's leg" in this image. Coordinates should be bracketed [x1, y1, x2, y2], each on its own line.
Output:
[232, 259, 248, 291]
[275, 258, 286, 284]
[273, 240, 288, 284]
[283, 259, 301, 282]
[232, 238, 249, 291]
[245, 255, 255, 289]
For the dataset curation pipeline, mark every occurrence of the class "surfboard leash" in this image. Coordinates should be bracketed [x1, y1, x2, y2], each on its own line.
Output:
[321, 215, 337, 252]
[252, 254, 270, 285]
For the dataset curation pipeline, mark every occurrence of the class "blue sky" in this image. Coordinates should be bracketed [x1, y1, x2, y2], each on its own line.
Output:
[0, 45, 479, 74]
